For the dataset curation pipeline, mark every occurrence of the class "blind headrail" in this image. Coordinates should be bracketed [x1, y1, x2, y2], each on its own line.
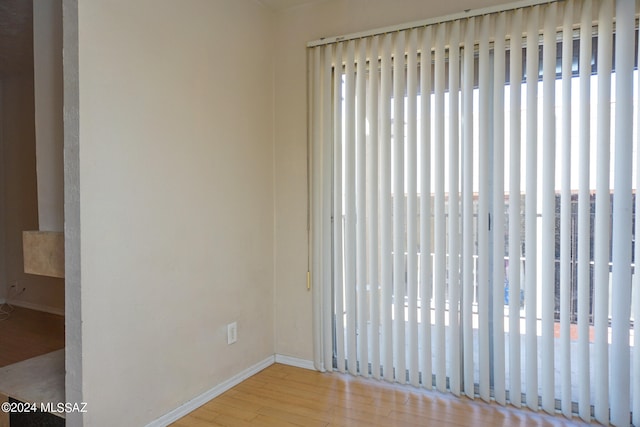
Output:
[307, 0, 560, 47]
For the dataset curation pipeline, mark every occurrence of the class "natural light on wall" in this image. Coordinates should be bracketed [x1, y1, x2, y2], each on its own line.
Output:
[309, 0, 640, 425]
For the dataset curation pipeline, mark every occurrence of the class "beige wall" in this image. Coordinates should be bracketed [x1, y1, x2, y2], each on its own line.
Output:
[273, 0, 516, 361]
[62, 0, 529, 424]
[74, 0, 274, 424]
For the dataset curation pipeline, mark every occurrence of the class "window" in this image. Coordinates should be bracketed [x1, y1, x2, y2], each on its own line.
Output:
[309, 0, 640, 424]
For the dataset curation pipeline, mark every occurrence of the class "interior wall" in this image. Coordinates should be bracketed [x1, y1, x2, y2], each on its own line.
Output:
[0, 83, 5, 303]
[62, 0, 80, 419]
[273, 0, 519, 361]
[75, 1, 275, 425]
[1, 73, 64, 313]
[33, 0, 64, 233]
[0, 78, 32, 307]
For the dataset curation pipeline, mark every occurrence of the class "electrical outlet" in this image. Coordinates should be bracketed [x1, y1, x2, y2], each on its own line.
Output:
[227, 322, 237, 345]
[9, 282, 25, 296]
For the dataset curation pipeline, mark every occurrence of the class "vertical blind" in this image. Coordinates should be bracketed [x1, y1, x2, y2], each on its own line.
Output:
[309, 0, 640, 424]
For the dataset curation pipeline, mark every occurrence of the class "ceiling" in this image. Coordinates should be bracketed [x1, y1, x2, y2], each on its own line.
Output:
[0, 0, 32, 77]
[259, 0, 325, 12]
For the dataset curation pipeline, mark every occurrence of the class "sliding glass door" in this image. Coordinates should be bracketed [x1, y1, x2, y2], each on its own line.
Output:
[309, 1, 639, 424]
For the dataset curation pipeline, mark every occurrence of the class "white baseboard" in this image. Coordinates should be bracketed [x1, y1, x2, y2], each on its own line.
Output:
[274, 354, 316, 371]
[7, 299, 64, 316]
[146, 355, 275, 427]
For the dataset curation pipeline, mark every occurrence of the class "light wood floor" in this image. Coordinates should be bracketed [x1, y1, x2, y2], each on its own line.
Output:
[0, 305, 65, 368]
[172, 364, 590, 427]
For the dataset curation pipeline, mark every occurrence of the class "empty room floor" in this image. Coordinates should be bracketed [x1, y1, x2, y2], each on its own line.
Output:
[171, 364, 590, 427]
[0, 305, 64, 368]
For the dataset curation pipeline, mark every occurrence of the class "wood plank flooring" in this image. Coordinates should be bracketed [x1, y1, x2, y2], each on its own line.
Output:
[172, 364, 590, 427]
[0, 305, 64, 368]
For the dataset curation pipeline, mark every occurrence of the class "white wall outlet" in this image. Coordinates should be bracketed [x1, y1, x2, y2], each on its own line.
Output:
[227, 322, 237, 345]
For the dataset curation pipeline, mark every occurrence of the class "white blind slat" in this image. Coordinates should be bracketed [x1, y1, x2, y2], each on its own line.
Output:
[311, 45, 333, 373]
[321, 45, 334, 373]
[478, 14, 491, 402]
[508, 8, 523, 409]
[367, 35, 381, 380]
[492, 11, 507, 407]
[380, 34, 394, 382]
[577, 0, 592, 419]
[333, 41, 346, 373]
[344, 40, 358, 376]
[355, 38, 368, 377]
[419, 26, 434, 390]
[461, 16, 475, 400]
[593, 0, 613, 422]
[447, 19, 461, 397]
[406, 28, 420, 387]
[540, 2, 557, 414]
[610, 0, 635, 423]
[634, 8, 640, 423]
[559, 0, 573, 418]
[434, 22, 448, 393]
[524, 5, 539, 411]
[392, 31, 407, 383]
